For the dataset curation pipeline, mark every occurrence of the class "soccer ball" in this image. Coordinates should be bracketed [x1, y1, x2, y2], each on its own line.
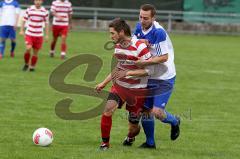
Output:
[32, 128, 53, 146]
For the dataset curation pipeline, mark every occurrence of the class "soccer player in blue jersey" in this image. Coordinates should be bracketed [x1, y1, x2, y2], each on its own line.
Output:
[123, 4, 180, 148]
[0, 0, 20, 59]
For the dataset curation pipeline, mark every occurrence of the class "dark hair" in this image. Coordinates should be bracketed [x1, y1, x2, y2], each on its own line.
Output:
[140, 4, 156, 17]
[108, 18, 131, 37]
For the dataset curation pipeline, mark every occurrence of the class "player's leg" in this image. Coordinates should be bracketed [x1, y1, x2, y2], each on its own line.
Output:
[60, 34, 67, 59]
[23, 44, 32, 71]
[0, 26, 8, 58]
[139, 84, 156, 148]
[60, 26, 69, 59]
[139, 109, 156, 148]
[123, 112, 141, 146]
[9, 26, 17, 57]
[0, 38, 6, 59]
[29, 48, 40, 72]
[50, 25, 59, 57]
[29, 36, 43, 71]
[100, 92, 122, 150]
[152, 77, 180, 140]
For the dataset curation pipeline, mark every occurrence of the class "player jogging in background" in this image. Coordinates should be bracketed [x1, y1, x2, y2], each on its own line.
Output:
[128, 4, 180, 148]
[20, 0, 49, 72]
[0, 0, 20, 59]
[95, 18, 153, 150]
[49, 0, 73, 59]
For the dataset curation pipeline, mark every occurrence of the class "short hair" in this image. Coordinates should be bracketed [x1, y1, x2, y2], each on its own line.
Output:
[108, 18, 131, 37]
[140, 4, 156, 17]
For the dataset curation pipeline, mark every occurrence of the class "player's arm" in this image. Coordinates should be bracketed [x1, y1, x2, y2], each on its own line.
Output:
[68, 4, 73, 29]
[135, 54, 168, 67]
[45, 22, 49, 41]
[14, 2, 20, 30]
[69, 13, 73, 29]
[19, 20, 26, 35]
[95, 73, 112, 93]
[135, 29, 169, 67]
[44, 11, 49, 41]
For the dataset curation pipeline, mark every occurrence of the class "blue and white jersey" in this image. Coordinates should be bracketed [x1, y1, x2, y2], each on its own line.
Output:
[133, 21, 176, 80]
[0, 0, 20, 26]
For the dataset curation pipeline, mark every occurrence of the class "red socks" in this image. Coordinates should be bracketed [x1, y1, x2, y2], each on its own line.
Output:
[61, 43, 67, 52]
[51, 41, 56, 51]
[24, 51, 31, 64]
[101, 114, 112, 143]
[30, 55, 38, 67]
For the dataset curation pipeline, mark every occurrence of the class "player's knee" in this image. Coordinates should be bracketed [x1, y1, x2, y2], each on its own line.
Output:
[103, 104, 117, 116]
[128, 112, 141, 124]
[152, 108, 165, 121]
[26, 45, 32, 50]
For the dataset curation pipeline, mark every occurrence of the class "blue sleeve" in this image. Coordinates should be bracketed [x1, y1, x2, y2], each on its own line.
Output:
[133, 22, 141, 37]
[152, 29, 167, 56]
[154, 29, 167, 44]
[14, 1, 20, 8]
[0, 2, 3, 8]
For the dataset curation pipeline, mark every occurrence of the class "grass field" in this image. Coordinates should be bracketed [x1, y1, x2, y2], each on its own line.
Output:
[0, 31, 239, 159]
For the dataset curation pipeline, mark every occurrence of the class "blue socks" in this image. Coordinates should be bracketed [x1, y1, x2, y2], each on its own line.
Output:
[0, 40, 6, 56]
[11, 41, 16, 53]
[162, 110, 178, 126]
[141, 113, 155, 146]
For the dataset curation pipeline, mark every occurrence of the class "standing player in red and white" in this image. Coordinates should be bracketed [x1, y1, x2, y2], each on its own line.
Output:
[49, 0, 73, 59]
[95, 18, 154, 150]
[20, 0, 49, 72]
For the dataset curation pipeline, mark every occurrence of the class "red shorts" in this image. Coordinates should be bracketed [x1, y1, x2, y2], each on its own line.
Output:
[25, 35, 43, 50]
[52, 25, 69, 37]
[110, 84, 148, 115]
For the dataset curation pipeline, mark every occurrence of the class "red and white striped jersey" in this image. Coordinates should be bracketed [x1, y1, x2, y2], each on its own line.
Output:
[23, 5, 49, 37]
[51, 0, 73, 26]
[114, 38, 153, 89]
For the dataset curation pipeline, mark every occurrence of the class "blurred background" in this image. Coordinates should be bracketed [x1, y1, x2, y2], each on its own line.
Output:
[15, 0, 240, 35]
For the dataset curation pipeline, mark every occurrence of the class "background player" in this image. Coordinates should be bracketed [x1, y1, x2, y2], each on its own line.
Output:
[20, 0, 49, 71]
[131, 4, 181, 148]
[0, 0, 20, 59]
[49, 0, 73, 59]
[95, 18, 153, 150]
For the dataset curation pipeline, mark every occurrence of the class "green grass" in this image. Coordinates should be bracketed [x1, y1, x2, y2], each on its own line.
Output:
[0, 31, 239, 159]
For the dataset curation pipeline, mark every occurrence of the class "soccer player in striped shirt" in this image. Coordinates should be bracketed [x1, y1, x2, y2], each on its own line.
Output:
[0, 0, 20, 59]
[95, 18, 154, 150]
[20, 0, 49, 72]
[49, 0, 73, 59]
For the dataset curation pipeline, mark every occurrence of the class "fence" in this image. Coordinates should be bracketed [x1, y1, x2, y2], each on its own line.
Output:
[19, 5, 240, 35]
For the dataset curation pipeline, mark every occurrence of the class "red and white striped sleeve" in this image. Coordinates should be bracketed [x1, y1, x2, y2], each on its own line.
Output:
[136, 40, 152, 60]
[23, 8, 29, 21]
[44, 10, 49, 23]
[51, 1, 56, 13]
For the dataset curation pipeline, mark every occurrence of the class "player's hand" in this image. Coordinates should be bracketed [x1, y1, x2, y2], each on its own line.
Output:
[19, 30, 24, 36]
[139, 39, 150, 47]
[95, 82, 106, 93]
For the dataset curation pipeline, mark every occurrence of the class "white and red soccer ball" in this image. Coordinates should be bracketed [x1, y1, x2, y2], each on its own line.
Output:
[32, 128, 53, 146]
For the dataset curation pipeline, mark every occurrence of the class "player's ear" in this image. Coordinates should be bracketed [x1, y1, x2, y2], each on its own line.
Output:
[119, 29, 125, 36]
[152, 16, 156, 22]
